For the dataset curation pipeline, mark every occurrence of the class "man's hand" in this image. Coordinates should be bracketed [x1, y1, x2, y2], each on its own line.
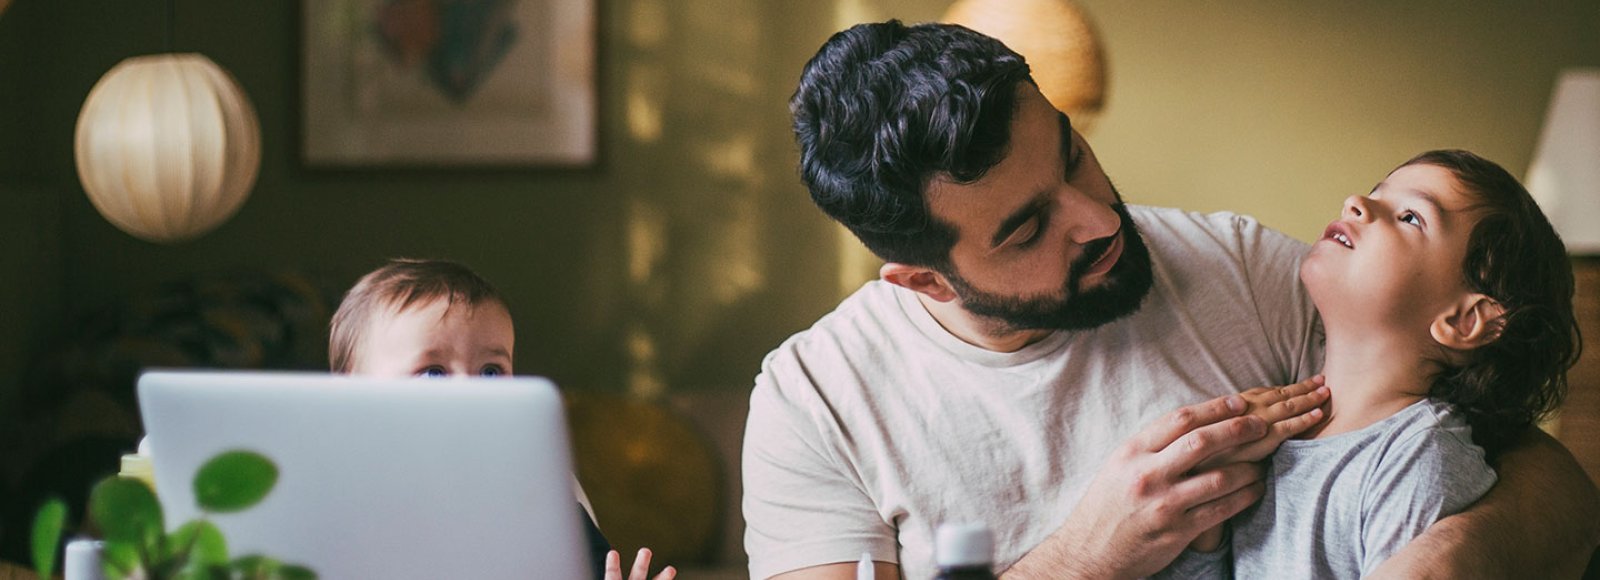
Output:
[1003, 382, 1331, 580]
[1196, 376, 1328, 470]
[1187, 377, 1329, 552]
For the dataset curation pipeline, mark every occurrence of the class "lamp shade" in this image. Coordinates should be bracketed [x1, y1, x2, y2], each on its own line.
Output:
[75, 53, 261, 243]
[943, 0, 1107, 132]
[1527, 68, 1600, 255]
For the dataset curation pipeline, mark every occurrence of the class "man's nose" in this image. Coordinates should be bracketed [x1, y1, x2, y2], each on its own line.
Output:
[1061, 189, 1120, 245]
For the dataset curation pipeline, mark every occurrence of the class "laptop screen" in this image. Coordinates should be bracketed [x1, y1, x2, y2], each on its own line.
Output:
[138, 370, 590, 580]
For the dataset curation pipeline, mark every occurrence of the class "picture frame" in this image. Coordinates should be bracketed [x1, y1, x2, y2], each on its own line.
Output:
[301, 0, 596, 167]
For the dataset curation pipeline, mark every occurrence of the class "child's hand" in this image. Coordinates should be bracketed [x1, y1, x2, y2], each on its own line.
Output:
[1194, 376, 1329, 471]
[605, 548, 677, 580]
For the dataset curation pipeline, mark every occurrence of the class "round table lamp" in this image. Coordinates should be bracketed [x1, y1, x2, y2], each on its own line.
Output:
[943, 0, 1108, 133]
[74, 53, 261, 243]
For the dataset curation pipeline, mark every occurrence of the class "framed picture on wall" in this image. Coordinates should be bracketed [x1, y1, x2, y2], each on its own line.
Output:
[302, 0, 596, 167]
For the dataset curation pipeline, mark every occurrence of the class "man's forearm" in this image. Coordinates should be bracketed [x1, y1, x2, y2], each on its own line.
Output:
[1370, 429, 1600, 578]
[1000, 527, 1119, 580]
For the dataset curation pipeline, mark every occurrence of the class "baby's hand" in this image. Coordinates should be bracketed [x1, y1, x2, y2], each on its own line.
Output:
[605, 548, 677, 580]
[1195, 376, 1329, 471]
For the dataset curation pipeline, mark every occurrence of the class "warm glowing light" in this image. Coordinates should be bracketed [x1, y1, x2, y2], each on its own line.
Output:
[626, 65, 664, 143]
[75, 53, 261, 243]
[944, 0, 1107, 133]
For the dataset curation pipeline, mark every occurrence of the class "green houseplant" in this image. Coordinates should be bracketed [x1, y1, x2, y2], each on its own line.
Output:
[32, 450, 316, 579]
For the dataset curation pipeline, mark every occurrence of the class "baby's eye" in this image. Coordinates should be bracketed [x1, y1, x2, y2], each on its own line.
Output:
[479, 365, 505, 377]
[418, 366, 448, 378]
[1399, 211, 1421, 227]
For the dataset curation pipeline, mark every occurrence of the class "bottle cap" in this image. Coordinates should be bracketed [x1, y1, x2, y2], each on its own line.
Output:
[119, 453, 156, 491]
[935, 522, 993, 568]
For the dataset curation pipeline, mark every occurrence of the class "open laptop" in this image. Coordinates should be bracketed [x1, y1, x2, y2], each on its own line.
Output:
[137, 370, 590, 580]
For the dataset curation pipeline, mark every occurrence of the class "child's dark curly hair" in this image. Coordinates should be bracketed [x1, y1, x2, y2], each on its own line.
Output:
[1405, 150, 1581, 458]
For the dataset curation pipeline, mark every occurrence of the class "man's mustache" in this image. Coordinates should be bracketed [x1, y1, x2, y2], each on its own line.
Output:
[1069, 212, 1124, 280]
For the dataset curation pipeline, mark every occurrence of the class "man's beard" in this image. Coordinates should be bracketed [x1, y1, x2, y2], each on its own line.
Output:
[944, 201, 1155, 332]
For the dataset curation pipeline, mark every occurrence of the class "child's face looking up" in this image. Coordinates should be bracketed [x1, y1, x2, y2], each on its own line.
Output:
[349, 297, 515, 378]
[1301, 163, 1483, 333]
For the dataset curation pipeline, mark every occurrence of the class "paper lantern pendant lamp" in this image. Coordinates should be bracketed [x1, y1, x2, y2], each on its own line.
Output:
[944, 0, 1108, 132]
[75, 53, 261, 243]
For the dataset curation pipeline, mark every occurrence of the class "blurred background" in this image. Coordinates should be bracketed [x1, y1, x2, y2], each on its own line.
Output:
[1, 0, 1596, 574]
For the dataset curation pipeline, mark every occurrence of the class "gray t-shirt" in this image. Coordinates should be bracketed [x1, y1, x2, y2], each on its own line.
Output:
[743, 206, 1322, 579]
[1161, 398, 1498, 579]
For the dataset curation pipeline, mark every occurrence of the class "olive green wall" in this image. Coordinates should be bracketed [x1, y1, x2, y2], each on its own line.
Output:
[14, 0, 851, 396]
[0, 0, 63, 417]
[875, 0, 1600, 240]
[4, 0, 1598, 402]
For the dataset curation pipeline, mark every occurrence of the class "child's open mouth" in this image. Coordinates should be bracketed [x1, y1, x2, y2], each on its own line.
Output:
[1323, 222, 1355, 249]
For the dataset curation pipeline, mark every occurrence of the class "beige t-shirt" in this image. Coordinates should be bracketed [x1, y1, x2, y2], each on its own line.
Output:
[742, 206, 1321, 579]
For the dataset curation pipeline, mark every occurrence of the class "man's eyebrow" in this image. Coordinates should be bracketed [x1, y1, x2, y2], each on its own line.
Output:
[991, 198, 1047, 248]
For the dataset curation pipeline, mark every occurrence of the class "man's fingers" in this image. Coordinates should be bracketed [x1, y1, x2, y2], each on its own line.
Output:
[1170, 462, 1264, 508]
[1137, 395, 1247, 452]
[1185, 479, 1267, 532]
[1156, 415, 1267, 476]
[653, 566, 678, 580]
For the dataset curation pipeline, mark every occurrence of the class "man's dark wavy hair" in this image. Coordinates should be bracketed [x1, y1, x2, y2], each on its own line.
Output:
[790, 20, 1033, 269]
[1411, 150, 1580, 458]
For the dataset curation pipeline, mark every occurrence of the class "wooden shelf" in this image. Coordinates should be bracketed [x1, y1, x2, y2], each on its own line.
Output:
[1557, 258, 1600, 487]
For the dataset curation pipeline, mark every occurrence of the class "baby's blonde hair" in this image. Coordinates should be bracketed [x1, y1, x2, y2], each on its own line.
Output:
[328, 258, 506, 373]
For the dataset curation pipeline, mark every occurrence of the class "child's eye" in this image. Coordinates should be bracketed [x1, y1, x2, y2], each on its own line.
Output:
[479, 365, 505, 377]
[418, 366, 449, 378]
[1399, 211, 1422, 227]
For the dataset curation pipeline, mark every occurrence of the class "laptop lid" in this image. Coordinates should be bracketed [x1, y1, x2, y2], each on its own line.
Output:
[137, 370, 590, 580]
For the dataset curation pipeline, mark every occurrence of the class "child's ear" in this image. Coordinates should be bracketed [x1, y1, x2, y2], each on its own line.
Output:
[1430, 294, 1507, 350]
[880, 262, 959, 303]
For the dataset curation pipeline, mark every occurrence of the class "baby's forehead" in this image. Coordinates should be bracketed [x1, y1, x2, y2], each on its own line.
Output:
[365, 295, 511, 331]
[386, 292, 503, 313]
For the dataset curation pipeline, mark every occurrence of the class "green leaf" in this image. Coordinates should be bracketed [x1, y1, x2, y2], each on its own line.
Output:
[171, 564, 229, 580]
[166, 520, 229, 566]
[101, 540, 141, 578]
[277, 563, 318, 579]
[230, 556, 318, 579]
[89, 477, 164, 550]
[29, 498, 67, 579]
[193, 450, 279, 513]
[231, 554, 278, 576]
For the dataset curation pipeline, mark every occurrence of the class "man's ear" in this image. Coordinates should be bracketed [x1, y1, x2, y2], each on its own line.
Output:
[1430, 294, 1507, 350]
[880, 262, 959, 303]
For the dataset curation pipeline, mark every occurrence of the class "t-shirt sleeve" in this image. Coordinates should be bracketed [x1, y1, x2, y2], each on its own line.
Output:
[1357, 427, 1498, 575]
[1231, 215, 1322, 383]
[742, 351, 898, 579]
